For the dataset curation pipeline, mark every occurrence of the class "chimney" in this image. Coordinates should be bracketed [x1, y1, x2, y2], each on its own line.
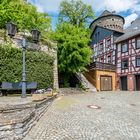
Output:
[112, 11, 116, 14]
[131, 20, 134, 24]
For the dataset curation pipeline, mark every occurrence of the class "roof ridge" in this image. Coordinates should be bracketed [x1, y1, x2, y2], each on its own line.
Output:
[99, 10, 112, 17]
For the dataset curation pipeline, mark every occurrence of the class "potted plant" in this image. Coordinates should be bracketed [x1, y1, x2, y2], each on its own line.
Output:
[32, 89, 46, 101]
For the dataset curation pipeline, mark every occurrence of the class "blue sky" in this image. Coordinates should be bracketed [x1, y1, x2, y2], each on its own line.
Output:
[28, 0, 140, 30]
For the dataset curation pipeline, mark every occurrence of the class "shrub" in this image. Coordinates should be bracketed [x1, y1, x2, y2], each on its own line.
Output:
[0, 44, 54, 89]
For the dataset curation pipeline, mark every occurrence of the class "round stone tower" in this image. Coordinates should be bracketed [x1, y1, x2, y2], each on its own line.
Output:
[90, 10, 125, 32]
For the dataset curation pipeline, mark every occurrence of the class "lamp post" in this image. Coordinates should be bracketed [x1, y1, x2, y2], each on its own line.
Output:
[21, 38, 27, 98]
[6, 22, 40, 98]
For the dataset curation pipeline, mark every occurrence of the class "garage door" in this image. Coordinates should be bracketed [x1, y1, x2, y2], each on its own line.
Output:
[100, 76, 112, 91]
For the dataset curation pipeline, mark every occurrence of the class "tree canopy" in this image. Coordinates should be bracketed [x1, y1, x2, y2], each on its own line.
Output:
[59, 0, 94, 27]
[52, 23, 92, 75]
[51, 0, 94, 85]
[0, 0, 50, 32]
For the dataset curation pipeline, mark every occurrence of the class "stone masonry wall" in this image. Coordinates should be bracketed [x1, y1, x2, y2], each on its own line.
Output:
[91, 16, 124, 33]
[0, 96, 56, 140]
[0, 32, 59, 90]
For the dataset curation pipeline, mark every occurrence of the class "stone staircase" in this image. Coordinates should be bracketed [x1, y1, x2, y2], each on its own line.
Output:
[76, 73, 96, 92]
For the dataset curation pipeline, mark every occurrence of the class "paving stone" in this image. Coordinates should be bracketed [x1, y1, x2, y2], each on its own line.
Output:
[23, 91, 140, 140]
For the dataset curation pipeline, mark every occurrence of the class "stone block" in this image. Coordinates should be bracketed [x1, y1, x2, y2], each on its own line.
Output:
[32, 94, 45, 101]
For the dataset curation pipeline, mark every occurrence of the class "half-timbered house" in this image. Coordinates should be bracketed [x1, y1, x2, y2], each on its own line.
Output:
[85, 10, 125, 91]
[91, 26, 123, 65]
[115, 18, 140, 91]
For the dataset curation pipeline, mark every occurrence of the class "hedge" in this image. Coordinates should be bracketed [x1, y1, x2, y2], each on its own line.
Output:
[0, 44, 54, 89]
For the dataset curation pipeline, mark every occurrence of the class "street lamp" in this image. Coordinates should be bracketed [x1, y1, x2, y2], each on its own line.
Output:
[31, 29, 41, 43]
[6, 22, 40, 98]
[6, 22, 17, 38]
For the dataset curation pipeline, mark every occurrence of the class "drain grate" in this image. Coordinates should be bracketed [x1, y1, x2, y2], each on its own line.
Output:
[130, 103, 136, 106]
[87, 105, 101, 109]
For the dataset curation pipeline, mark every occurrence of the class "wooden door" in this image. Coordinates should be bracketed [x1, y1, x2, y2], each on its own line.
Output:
[100, 76, 112, 91]
[121, 76, 127, 91]
[136, 75, 140, 91]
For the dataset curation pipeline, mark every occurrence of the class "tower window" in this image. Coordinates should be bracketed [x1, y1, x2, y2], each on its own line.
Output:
[94, 33, 97, 38]
[94, 32, 100, 38]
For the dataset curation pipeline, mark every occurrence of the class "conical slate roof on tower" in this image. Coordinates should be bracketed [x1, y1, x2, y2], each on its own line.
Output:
[99, 10, 112, 17]
[90, 10, 125, 33]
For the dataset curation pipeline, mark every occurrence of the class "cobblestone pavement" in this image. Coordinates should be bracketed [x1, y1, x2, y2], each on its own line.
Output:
[23, 91, 140, 140]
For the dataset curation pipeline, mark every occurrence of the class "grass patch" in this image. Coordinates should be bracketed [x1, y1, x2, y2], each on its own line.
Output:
[55, 97, 77, 110]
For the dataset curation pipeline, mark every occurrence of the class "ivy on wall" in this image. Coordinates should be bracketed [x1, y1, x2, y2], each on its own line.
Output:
[0, 44, 54, 89]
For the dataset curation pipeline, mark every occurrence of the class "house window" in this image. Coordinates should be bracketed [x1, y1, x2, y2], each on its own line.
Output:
[121, 43, 128, 53]
[106, 39, 111, 47]
[107, 55, 111, 63]
[136, 38, 140, 49]
[121, 59, 128, 69]
[136, 56, 140, 67]
[94, 32, 100, 38]
[94, 33, 97, 38]
[100, 57, 104, 62]
[99, 42, 103, 51]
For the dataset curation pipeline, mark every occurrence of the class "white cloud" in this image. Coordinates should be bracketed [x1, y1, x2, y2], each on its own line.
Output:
[92, 0, 140, 28]
[28, 0, 140, 15]
[124, 13, 138, 28]
[30, 0, 95, 13]
[28, 0, 62, 13]
[28, 0, 44, 12]
[132, 3, 140, 13]
[28, 0, 140, 28]
[93, 0, 139, 13]
[35, 3, 44, 12]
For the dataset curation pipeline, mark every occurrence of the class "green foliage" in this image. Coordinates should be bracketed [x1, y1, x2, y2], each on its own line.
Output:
[59, 0, 95, 27]
[0, 0, 51, 35]
[52, 23, 92, 75]
[0, 44, 54, 89]
[51, 0, 94, 86]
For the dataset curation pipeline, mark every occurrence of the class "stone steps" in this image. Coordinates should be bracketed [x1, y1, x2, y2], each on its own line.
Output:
[0, 96, 57, 140]
[76, 73, 96, 92]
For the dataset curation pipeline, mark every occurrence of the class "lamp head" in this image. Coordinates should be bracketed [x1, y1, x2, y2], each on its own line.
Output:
[31, 29, 40, 43]
[6, 22, 17, 38]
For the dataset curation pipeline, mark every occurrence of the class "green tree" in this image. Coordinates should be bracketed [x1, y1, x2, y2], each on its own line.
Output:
[0, 0, 50, 32]
[52, 23, 92, 83]
[51, 0, 94, 85]
[59, 0, 94, 27]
